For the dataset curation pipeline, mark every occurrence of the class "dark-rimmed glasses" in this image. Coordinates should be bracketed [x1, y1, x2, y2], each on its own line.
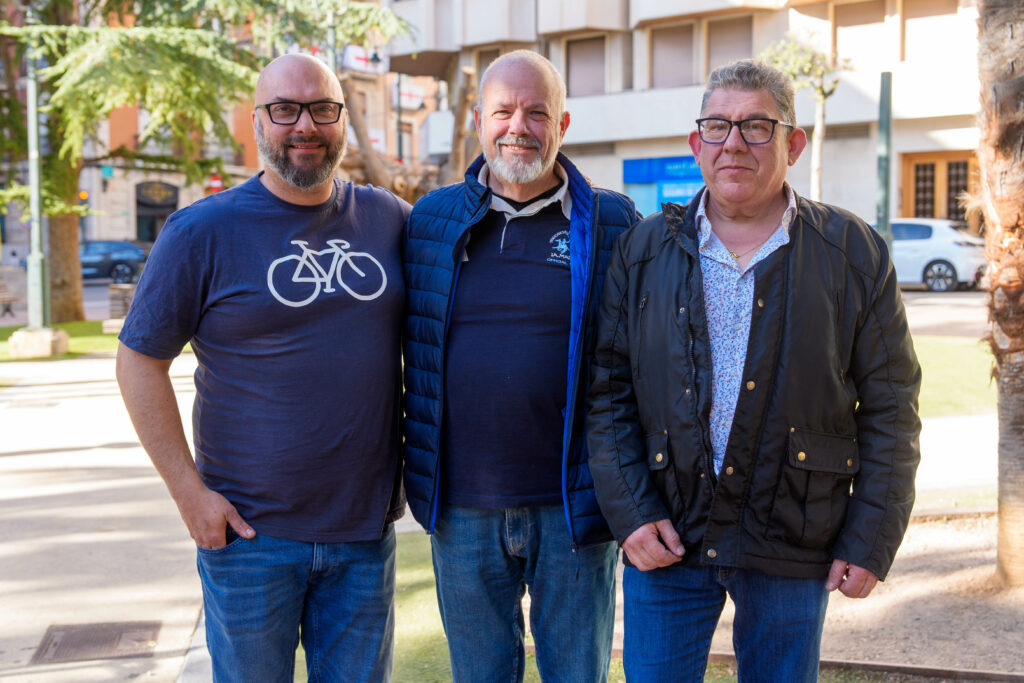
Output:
[256, 100, 344, 125]
[695, 118, 793, 145]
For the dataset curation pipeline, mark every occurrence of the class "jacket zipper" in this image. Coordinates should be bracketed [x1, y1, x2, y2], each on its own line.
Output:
[687, 296, 716, 486]
[636, 293, 649, 380]
[429, 226, 474, 533]
[561, 193, 600, 553]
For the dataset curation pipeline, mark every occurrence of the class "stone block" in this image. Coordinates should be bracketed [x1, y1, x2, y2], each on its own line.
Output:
[7, 327, 71, 358]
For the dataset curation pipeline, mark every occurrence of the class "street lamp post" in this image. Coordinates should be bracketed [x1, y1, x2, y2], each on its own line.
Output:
[876, 71, 894, 255]
[23, 2, 50, 330]
[8, 1, 69, 357]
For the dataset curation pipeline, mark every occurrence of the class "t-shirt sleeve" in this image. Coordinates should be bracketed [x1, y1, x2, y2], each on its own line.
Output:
[397, 195, 412, 223]
[118, 211, 206, 360]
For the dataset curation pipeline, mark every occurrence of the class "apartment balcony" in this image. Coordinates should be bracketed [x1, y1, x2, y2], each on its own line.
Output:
[388, 0, 460, 78]
[629, 0, 783, 26]
[537, 0, 629, 36]
[461, 0, 538, 47]
[560, 54, 978, 148]
[563, 86, 706, 145]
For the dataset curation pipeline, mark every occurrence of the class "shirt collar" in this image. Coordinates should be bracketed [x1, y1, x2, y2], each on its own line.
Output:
[696, 182, 798, 250]
[478, 162, 573, 221]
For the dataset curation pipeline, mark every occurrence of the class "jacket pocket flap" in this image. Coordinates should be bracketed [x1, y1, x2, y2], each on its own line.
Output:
[788, 428, 859, 474]
[645, 431, 669, 470]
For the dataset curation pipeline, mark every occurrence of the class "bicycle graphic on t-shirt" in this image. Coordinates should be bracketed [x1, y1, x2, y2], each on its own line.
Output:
[267, 239, 387, 307]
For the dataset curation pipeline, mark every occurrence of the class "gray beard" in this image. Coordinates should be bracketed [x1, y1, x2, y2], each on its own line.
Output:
[255, 118, 346, 190]
[485, 136, 554, 185]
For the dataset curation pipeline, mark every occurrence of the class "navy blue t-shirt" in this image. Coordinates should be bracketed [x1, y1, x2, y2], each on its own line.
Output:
[120, 175, 410, 543]
[442, 198, 571, 508]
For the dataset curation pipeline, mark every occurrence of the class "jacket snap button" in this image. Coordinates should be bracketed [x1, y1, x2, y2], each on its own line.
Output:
[757, 298, 764, 308]
[707, 549, 717, 559]
[746, 380, 755, 390]
[679, 307, 686, 313]
[725, 466, 734, 475]
[797, 451, 807, 462]
[847, 458, 853, 467]
[655, 453, 664, 463]
[685, 387, 692, 395]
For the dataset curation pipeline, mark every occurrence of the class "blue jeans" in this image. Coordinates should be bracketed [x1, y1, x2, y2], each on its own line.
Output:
[623, 564, 829, 683]
[196, 526, 396, 683]
[431, 505, 618, 682]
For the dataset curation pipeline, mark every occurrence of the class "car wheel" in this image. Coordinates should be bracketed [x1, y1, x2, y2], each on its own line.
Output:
[923, 260, 957, 292]
[110, 263, 135, 284]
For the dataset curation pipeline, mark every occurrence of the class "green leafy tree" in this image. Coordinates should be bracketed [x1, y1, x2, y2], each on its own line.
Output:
[759, 35, 850, 203]
[0, 0, 408, 322]
[975, 0, 1024, 586]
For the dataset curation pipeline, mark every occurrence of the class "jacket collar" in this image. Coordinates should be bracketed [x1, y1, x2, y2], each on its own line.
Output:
[663, 188, 704, 257]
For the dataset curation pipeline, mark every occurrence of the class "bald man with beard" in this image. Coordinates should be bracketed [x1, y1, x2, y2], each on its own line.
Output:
[117, 54, 410, 682]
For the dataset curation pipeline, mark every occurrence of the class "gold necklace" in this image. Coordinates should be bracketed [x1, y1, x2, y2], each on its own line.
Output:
[727, 237, 769, 261]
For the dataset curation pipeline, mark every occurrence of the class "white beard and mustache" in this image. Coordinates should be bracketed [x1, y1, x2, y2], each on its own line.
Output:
[486, 134, 556, 185]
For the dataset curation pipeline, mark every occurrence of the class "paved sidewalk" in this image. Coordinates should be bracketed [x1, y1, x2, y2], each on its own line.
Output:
[0, 353, 201, 682]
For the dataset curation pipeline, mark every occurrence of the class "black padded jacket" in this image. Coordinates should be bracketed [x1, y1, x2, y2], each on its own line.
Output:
[586, 191, 921, 580]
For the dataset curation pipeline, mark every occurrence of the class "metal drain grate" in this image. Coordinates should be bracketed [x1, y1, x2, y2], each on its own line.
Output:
[31, 621, 161, 664]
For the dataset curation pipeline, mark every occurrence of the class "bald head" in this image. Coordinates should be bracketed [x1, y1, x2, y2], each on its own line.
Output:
[255, 53, 343, 105]
[478, 50, 566, 118]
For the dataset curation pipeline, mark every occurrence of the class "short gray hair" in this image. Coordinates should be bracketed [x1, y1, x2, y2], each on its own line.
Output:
[477, 49, 566, 116]
[700, 59, 796, 127]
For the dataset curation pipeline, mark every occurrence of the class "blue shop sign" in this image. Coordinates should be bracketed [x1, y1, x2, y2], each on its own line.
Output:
[623, 156, 703, 216]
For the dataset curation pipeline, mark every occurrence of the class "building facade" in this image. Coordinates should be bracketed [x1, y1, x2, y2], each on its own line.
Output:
[388, 0, 980, 225]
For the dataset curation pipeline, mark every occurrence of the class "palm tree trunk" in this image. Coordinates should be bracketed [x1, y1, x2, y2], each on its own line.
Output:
[977, 0, 1024, 586]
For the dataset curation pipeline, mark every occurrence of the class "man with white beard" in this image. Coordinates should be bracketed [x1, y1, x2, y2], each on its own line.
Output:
[117, 53, 410, 682]
[401, 50, 639, 682]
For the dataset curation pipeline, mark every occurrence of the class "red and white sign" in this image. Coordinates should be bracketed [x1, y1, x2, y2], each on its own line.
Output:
[342, 45, 388, 74]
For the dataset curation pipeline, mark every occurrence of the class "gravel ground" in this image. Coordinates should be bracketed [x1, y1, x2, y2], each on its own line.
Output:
[708, 514, 1024, 675]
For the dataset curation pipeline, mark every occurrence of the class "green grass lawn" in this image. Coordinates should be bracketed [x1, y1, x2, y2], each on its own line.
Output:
[912, 335, 996, 417]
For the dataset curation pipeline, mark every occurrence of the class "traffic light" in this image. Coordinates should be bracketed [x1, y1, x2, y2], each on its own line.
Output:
[78, 190, 89, 202]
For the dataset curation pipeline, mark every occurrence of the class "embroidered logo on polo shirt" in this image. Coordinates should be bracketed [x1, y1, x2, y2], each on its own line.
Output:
[547, 231, 570, 267]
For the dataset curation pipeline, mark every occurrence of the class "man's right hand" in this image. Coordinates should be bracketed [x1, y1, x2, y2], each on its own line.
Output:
[622, 519, 685, 571]
[177, 485, 255, 549]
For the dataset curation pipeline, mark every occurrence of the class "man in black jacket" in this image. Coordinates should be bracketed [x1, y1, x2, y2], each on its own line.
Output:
[586, 59, 921, 683]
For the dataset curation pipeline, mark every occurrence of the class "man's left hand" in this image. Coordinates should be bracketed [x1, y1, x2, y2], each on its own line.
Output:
[827, 559, 879, 598]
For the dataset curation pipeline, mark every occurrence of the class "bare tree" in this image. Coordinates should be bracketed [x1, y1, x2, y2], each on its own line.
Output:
[975, 0, 1024, 586]
[440, 66, 477, 186]
[760, 36, 849, 202]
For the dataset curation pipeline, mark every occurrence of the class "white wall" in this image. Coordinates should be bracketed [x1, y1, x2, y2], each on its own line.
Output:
[537, 0, 629, 34]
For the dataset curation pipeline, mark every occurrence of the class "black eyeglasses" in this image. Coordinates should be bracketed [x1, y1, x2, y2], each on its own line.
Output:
[695, 118, 793, 145]
[256, 100, 344, 125]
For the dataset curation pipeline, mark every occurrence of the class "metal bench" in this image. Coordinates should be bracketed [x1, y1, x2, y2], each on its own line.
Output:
[0, 275, 21, 317]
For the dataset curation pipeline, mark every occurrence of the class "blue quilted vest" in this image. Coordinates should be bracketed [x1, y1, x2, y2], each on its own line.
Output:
[402, 153, 637, 548]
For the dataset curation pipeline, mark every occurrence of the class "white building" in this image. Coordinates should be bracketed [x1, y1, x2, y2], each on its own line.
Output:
[387, 0, 980, 225]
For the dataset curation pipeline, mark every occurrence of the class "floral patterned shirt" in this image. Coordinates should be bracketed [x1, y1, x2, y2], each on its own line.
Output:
[695, 184, 798, 474]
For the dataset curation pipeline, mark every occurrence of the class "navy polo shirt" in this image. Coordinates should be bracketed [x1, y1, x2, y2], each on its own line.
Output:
[442, 173, 573, 508]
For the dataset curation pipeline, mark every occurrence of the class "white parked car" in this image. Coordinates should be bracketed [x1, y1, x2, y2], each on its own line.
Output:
[876, 218, 987, 292]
